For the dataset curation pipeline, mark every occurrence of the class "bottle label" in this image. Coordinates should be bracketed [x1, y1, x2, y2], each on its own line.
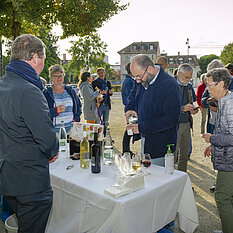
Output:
[91, 157, 95, 166]
[83, 152, 89, 161]
[104, 149, 112, 159]
[165, 155, 174, 174]
[59, 139, 66, 147]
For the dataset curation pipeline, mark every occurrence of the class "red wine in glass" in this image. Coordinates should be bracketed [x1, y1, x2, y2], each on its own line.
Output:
[142, 161, 151, 168]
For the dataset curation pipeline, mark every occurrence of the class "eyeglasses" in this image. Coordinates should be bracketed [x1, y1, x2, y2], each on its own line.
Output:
[134, 66, 148, 80]
[52, 75, 63, 79]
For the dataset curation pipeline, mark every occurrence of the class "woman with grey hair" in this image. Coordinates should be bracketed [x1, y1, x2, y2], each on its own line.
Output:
[43, 64, 82, 134]
[203, 68, 233, 233]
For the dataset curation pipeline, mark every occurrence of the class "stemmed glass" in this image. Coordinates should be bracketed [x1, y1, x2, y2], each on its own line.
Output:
[132, 153, 142, 173]
[141, 153, 151, 175]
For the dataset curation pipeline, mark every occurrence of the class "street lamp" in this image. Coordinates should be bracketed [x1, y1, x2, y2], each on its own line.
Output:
[186, 38, 190, 56]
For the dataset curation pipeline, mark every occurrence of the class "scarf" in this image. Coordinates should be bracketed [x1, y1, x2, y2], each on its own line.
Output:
[5, 60, 44, 91]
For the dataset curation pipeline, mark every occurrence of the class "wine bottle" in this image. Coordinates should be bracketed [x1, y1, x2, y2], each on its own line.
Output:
[91, 127, 101, 173]
[103, 127, 114, 165]
[58, 121, 67, 156]
[80, 125, 89, 169]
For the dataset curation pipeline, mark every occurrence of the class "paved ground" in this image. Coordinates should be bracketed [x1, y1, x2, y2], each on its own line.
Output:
[0, 96, 223, 232]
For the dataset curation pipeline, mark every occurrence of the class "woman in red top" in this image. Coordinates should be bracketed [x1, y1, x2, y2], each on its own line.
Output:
[196, 73, 207, 136]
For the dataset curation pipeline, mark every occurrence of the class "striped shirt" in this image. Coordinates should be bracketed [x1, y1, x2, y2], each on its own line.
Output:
[53, 90, 73, 134]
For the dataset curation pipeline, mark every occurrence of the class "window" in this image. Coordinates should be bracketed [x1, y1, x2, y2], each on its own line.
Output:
[169, 58, 174, 64]
[141, 44, 147, 50]
[178, 57, 183, 64]
[149, 44, 154, 50]
[188, 57, 193, 64]
[132, 45, 137, 50]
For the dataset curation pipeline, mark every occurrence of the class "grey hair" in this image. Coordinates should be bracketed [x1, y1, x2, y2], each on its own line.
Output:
[11, 34, 45, 61]
[131, 54, 154, 70]
[201, 73, 206, 83]
[207, 59, 224, 72]
[178, 63, 193, 74]
[49, 64, 65, 78]
[206, 68, 231, 90]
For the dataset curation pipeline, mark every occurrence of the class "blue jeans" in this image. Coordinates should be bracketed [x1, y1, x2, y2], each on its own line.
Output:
[99, 104, 110, 136]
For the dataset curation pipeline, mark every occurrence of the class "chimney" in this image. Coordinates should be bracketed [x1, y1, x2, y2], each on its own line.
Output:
[178, 52, 180, 56]
[63, 54, 66, 61]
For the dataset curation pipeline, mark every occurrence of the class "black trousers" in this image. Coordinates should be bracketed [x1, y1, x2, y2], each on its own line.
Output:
[4, 187, 53, 233]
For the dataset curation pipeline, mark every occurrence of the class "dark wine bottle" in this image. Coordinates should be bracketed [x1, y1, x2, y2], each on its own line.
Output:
[91, 127, 101, 173]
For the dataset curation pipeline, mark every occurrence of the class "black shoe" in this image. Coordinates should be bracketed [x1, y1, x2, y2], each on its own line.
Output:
[210, 184, 216, 193]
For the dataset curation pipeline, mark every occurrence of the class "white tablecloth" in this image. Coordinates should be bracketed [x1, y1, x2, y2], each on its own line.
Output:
[46, 158, 199, 233]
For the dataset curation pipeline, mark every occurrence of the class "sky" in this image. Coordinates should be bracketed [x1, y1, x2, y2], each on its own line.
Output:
[55, 0, 233, 64]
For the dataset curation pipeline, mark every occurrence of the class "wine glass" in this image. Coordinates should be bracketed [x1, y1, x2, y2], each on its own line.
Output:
[132, 153, 141, 173]
[142, 153, 151, 175]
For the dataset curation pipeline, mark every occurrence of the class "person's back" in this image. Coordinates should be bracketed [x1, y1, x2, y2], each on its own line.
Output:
[0, 34, 59, 233]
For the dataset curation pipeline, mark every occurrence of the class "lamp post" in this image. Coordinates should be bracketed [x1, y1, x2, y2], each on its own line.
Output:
[186, 38, 190, 56]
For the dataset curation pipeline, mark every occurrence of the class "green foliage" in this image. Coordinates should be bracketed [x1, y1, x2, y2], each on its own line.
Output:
[68, 33, 108, 76]
[198, 54, 219, 74]
[1, 27, 60, 79]
[0, 0, 128, 39]
[0, 0, 55, 39]
[37, 27, 60, 81]
[219, 43, 233, 65]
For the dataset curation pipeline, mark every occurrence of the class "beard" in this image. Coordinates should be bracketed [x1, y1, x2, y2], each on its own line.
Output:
[141, 73, 155, 88]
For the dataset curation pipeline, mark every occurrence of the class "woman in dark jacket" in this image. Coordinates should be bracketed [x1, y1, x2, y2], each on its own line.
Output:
[203, 68, 233, 233]
[43, 64, 82, 134]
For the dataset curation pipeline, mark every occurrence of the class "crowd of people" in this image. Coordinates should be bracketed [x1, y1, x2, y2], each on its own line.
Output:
[0, 33, 232, 233]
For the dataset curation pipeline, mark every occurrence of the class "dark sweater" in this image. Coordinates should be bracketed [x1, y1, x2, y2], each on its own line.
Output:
[126, 68, 182, 158]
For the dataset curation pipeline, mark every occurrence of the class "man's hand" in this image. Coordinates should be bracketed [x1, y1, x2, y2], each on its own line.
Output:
[49, 153, 59, 163]
[202, 133, 212, 143]
[182, 104, 198, 115]
[204, 145, 212, 157]
[109, 90, 113, 95]
[209, 106, 218, 112]
[126, 123, 139, 134]
[125, 110, 137, 123]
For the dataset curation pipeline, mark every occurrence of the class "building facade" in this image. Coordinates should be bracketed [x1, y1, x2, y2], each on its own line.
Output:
[118, 41, 160, 81]
[165, 54, 200, 87]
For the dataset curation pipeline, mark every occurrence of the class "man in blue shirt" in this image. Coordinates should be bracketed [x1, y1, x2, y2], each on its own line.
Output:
[92, 67, 113, 136]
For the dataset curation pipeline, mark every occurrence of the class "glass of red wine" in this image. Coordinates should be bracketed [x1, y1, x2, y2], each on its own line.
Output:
[142, 153, 151, 175]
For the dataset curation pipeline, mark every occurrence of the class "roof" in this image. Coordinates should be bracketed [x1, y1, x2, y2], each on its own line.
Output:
[165, 55, 199, 67]
[118, 41, 159, 54]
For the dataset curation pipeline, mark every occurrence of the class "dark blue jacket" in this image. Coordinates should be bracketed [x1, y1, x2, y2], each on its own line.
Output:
[178, 82, 197, 123]
[121, 74, 135, 110]
[43, 85, 82, 124]
[0, 71, 59, 195]
[92, 77, 112, 109]
[125, 68, 182, 158]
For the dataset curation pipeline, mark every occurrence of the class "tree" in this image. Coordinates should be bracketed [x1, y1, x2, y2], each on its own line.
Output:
[38, 27, 60, 81]
[68, 33, 108, 76]
[1, 27, 60, 79]
[198, 54, 219, 74]
[219, 43, 233, 65]
[0, 0, 128, 39]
